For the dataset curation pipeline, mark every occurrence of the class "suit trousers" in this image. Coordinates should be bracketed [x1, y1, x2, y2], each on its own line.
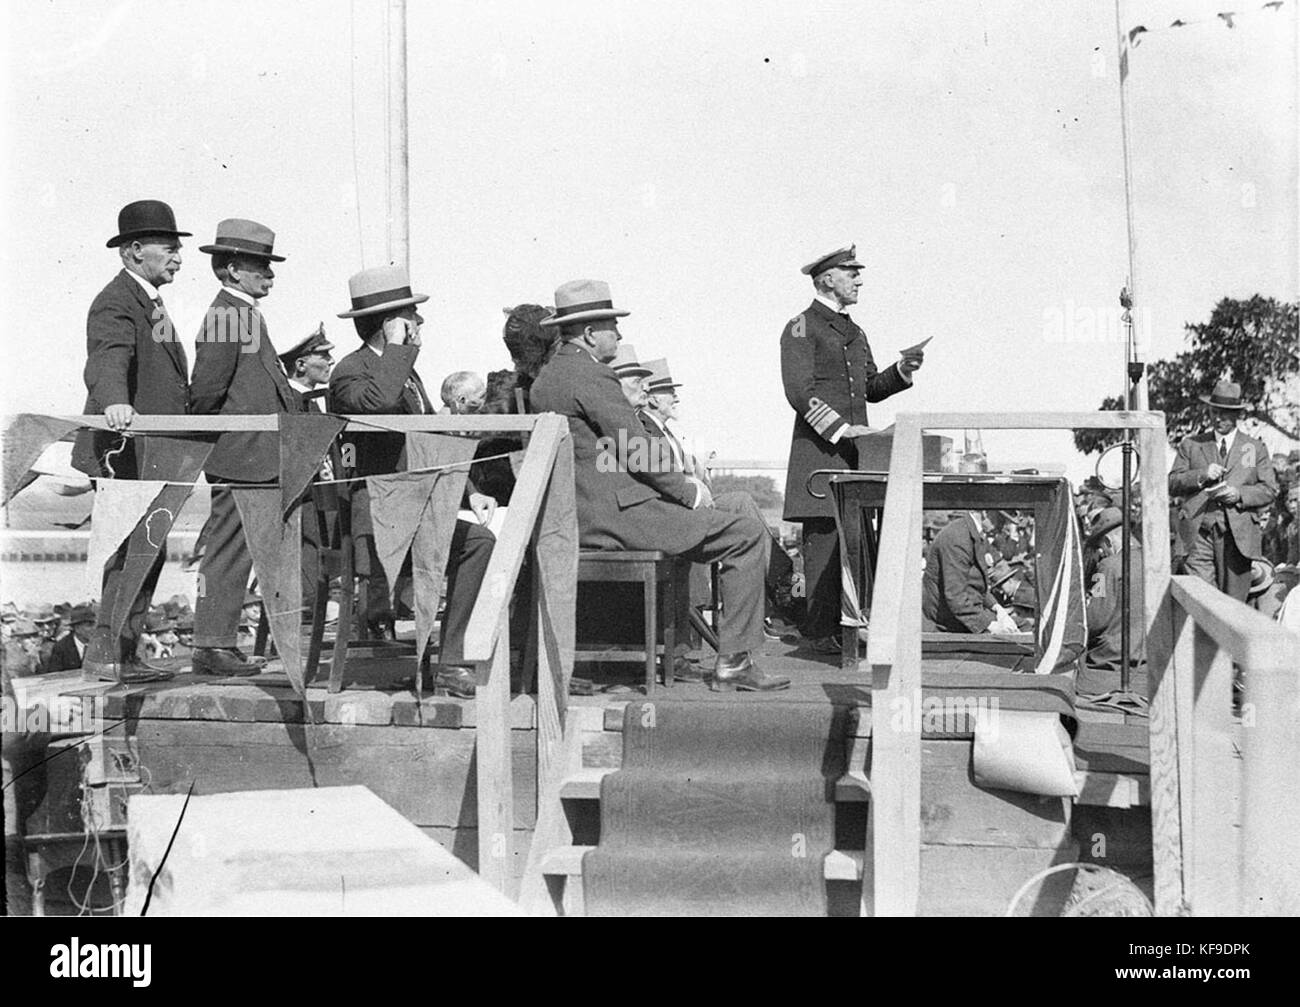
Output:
[194, 482, 254, 649]
[438, 519, 495, 664]
[800, 517, 841, 639]
[95, 535, 165, 645]
[1185, 522, 1252, 603]
[677, 510, 766, 655]
[690, 491, 776, 618]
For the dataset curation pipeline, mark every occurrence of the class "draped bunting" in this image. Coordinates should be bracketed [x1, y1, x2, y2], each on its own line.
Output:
[279, 411, 347, 519]
[85, 480, 170, 598]
[234, 488, 305, 695]
[2, 414, 82, 504]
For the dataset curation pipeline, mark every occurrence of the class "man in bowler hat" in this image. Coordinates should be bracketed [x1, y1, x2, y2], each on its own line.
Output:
[188, 219, 297, 675]
[1168, 380, 1277, 602]
[74, 200, 191, 683]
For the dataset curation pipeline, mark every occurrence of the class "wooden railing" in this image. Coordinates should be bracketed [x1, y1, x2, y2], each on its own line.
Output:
[9, 411, 578, 906]
[866, 411, 1175, 916]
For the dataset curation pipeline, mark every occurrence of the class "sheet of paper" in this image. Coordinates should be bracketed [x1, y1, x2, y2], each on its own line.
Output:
[972, 707, 1079, 797]
[899, 335, 933, 357]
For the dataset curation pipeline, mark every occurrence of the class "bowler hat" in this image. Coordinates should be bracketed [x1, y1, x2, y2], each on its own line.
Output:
[199, 218, 286, 261]
[643, 357, 682, 393]
[338, 265, 429, 318]
[106, 199, 191, 248]
[539, 279, 629, 328]
[610, 343, 651, 379]
[801, 244, 863, 277]
[1198, 380, 1248, 411]
[279, 324, 335, 367]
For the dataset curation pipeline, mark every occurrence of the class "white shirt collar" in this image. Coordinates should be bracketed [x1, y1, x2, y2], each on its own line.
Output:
[366, 342, 384, 357]
[74, 635, 86, 658]
[123, 268, 161, 300]
[814, 292, 850, 316]
[288, 378, 315, 395]
[223, 286, 259, 307]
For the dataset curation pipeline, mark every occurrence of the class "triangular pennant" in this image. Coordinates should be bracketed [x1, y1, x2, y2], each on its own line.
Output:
[233, 487, 304, 695]
[3, 414, 82, 504]
[366, 473, 439, 602]
[279, 412, 347, 518]
[110, 483, 197, 642]
[139, 435, 215, 482]
[85, 480, 170, 599]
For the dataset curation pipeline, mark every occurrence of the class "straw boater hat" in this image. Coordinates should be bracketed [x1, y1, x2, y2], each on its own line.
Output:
[801, 244, 863, 277]
[199, 218, 286, 261]
[1248, 558, 1275, 599]
[610, 343, 651, 379]
[279, 324, 335, 368]
[539, 279, 629, 328]
[338, 265, 429, 319]
[1198, 379, 1248, 411]
[106, 199, 191, 248]
[642, 358, 682, 394]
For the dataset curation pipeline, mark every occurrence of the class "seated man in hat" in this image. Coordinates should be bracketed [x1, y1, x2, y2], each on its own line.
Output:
[530, 279, 788, 692]
[43, 604, 98, 673]
[189, 218, 297, 676]
[329, 266, 495, 699]
[1081, 507, 1146, 693]
[74, 200, 192, 684]
[921, 511, 1019, 634]
[1168, 380, 1277, 603]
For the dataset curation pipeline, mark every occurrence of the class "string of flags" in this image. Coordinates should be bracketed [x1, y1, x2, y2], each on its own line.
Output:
[1120, 1, 1288, 79]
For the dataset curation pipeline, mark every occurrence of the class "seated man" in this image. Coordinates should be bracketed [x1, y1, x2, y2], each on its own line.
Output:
[329, 266, 494, 699]
[1083, 507, 1146, 675]
[921, 510, 1018, 634]
[530, 279, 787, 692]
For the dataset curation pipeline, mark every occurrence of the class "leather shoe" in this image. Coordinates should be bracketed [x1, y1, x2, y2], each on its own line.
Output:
[192, 647, 266, 677]
[710, 653, 790, 692]
[83, 655, 175, 685]
[429, 665, 476, 699]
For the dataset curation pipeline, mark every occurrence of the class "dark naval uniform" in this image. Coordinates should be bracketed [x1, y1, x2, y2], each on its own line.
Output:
[780, 297, 911, 639]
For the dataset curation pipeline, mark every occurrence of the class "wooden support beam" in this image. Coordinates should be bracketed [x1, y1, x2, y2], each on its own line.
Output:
[462, 413, 567, 663]
[864, 415, 924, 917]
[1188, 624, 1241, 916]
[474, 614, 514, 896]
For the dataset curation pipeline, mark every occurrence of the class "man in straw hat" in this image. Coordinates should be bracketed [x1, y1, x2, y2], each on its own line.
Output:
[530, 279, 788, 692]
[780, 244, 925, 653]
[328, 265, 495, 699]
[75, 200, 192, 684]
[188, 219, 297, 676]
[1168, 379, 1277, 602]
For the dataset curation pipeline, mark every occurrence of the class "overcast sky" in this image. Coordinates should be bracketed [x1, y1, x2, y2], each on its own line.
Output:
[2, 0, 1295, 486]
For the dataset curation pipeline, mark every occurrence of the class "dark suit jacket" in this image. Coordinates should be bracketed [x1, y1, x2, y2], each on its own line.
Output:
[780, 299, 910, 520]
[328, 342, 431, 476]
[43, 632, 84, 673]
[921, 513, 996, 633]
[72, 270, 190, 478]
[531, 342, 711, 553]
[189, 289, 298, 482]
[1168, 430, 1277, 560]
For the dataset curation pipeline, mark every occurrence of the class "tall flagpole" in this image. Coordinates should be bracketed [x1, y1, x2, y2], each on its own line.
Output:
[1115, 0, 1147, 410]
[387, 0, 409, 270]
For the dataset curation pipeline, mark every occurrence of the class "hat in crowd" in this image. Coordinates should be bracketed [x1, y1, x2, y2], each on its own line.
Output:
[8, 618, 39, 638]
[988, 558, 1024, 590]
[610, 343, 651, 379]
[279, 323, 335, 367]
[162, 596, 192, 621]
[1, 602, 19, 623]
[29, 605, 60, 625]
[143, 609, 174, 634]
[338, 265, 429, 319]
[801, 244, 863, 277]
[174, 612, 195, 632]
[642, 358, 682, 394]
[199, 218, 286, 261]
[1198, 380, 1248, 411]
[1248, 558, 1275, 599]
[1087, 507, 1125, 544]
[539, 279, 630, 328]
[106, 199, 191, 249]
[68, 604, 97, 627]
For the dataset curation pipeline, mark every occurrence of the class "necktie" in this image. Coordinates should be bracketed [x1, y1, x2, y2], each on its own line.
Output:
[1219, 439, 1227, 463]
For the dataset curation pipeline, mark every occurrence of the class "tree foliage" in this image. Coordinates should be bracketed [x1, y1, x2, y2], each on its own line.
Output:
[1074, 295, 1299, 455]
[710, 473, 784, 511]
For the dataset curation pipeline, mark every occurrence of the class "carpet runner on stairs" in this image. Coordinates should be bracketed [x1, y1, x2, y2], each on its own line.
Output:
[582, 698, 847, 916]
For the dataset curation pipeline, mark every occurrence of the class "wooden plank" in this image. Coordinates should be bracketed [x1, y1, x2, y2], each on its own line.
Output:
[462, 413, 567, 663]
[1189, 624, 1241, 916]
[474, 615, 515, 895]
[903, 411, 1165, 430]
[1172, 575, 1300, 672]
[865, 415, 925, 916]
[1138, 423, 1184, 917]
[34, 413, 539, 433]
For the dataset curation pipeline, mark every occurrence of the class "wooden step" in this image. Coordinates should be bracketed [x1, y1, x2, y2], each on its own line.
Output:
[560, 766, 869, 802]
[541, 845, 865, 881]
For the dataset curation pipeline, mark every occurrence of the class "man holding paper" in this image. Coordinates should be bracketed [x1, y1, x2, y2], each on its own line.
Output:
[1168, 380, 1276, 602]
[779, 244, 925, 652]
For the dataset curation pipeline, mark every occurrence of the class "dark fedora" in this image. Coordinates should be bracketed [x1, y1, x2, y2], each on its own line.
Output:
[1198, 380, 1248, 411]
[106, 199, 191, 249]
[199, 218, 286, 261]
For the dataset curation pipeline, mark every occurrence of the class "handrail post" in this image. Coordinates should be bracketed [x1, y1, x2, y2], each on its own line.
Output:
[475, 612, 514, 894]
